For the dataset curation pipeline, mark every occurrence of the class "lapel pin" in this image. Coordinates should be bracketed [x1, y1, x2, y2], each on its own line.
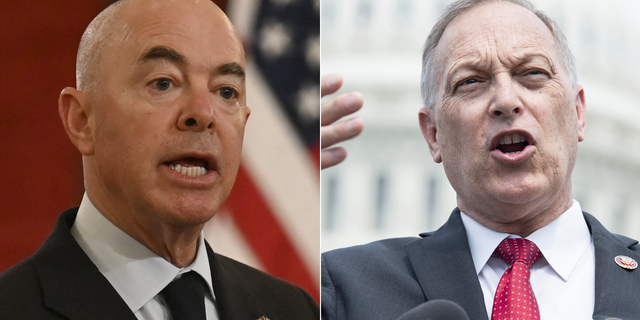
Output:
[614, 255, 638, 270]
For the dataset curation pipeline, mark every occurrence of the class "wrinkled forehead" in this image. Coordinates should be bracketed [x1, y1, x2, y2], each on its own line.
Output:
[436, 2, 556, 67]
[106, 0, 244, 66]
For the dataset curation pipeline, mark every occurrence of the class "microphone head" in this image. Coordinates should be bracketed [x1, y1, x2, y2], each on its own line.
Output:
[396, 300, 470, 320]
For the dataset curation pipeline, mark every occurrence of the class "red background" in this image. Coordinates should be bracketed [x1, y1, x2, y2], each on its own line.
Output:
[0, 0, 103, 272]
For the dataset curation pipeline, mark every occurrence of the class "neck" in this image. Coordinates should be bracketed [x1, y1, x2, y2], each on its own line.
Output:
[122, 218, 203, 268]
[88, 193, 203, 268]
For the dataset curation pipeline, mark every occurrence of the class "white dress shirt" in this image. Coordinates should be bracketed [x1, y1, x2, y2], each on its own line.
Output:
[70, 194, 219, 320]
[460, 200, 595, 319]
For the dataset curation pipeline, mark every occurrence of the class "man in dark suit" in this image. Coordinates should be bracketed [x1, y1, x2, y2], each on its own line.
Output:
[321, 0, 640, 319]
[0, 0, 318, 319]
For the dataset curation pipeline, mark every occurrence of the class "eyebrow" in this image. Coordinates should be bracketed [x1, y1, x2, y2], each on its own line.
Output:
[140, 46, 187, 65]
[139, 46, 245, 78]
[517, 54, 556, 73]
[217, 62, 245, 79]
[447, 52, 555, 80]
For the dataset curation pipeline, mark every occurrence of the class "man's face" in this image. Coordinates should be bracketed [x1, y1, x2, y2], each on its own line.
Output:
[420, 2, 586, 225]
[85, 0, 249, 226]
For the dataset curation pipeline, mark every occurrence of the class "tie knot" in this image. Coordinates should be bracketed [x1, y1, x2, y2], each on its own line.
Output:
[162, 271, 207, 320]
[494, 238, 541, 268]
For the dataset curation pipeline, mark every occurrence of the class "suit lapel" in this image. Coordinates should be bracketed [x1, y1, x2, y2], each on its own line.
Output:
[402, 209, 640, 319]
[206, 243, 265, 320]
[585, 212, 640, 320]
[34, 209, 137, 320]
[405, 208, 488, 320]
[35, 210, 276, 320]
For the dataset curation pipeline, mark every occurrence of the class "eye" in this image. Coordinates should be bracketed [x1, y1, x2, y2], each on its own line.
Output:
[219, 87, 237, 99]
[455, 77, 480, 90]
[522, 69, 550, 78]
[462, 78, 478, 85]
[518, 69, 550, 89]
[152, 78, 172, 91]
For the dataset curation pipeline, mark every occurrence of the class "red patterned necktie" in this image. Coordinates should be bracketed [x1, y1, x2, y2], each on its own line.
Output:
[491, 238, 542, 320]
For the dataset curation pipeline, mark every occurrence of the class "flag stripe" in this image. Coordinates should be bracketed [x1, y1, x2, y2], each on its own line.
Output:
[223, 165, 319, 302]
[203, 209, 265, 270]
[241, 61, 320, 279]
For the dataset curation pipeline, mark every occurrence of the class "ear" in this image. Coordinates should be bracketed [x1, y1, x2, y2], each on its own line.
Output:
[418, 107, 442, 163]
[244, 106, 251, 122]
[573, 85, 586, 142]
[58, 87, 94, 155]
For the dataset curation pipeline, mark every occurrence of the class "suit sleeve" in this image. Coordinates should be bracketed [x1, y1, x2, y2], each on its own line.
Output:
[321, 254, 337, 320]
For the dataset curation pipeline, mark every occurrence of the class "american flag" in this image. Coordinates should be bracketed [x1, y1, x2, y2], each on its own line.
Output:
[204, 0, 320, 302]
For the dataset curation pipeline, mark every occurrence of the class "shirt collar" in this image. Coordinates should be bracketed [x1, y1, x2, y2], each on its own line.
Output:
[461, 200, 591, 281]
[70, 193, 215, 312]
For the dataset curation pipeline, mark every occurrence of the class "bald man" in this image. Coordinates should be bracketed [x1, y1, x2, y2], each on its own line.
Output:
[0, 0, 318, 319]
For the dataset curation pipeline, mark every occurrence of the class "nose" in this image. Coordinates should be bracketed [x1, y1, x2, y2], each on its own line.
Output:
[488, 75, 523, 118]
[177, 88, 215, 132]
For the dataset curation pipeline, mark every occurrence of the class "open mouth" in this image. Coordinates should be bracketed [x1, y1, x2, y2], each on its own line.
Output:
[165, 157, 211, 177]
[496, 132, 529, 154]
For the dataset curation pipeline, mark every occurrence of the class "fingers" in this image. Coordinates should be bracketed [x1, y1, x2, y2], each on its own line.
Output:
[321, 147, 348, 169]
[321, 73, 365, 169]
[321, 92, 363, 126]
[321, 73, 344, 97]
[321, 117, 364, 149]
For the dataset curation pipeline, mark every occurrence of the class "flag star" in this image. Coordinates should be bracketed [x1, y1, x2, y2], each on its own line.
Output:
[297, 84, 319, 122]
[305, 35, 319, 69]
[259, 22, 292, 59]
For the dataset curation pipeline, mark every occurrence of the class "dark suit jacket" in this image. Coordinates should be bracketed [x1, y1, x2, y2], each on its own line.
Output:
[0, 208, 319, 320]
[322, 208, 640, 320]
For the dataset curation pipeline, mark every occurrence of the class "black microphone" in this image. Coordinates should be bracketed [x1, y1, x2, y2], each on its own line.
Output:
[396, 300, 470, 320]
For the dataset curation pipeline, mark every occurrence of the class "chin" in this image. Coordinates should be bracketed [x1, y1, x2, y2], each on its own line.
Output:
[486, 177, 548, 206]
[166, 207, 218, 226]
[156, 194, 224, 226]
[493, 191, 541, 207]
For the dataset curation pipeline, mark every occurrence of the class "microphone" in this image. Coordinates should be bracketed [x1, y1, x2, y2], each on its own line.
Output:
[396, 300, 470, 320]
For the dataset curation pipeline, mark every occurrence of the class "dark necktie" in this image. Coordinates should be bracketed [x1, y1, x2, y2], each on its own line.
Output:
[161, 271, 207, 320]
[491, 238, 542, 320]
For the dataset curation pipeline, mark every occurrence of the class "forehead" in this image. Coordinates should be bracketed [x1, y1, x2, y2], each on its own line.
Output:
[437, 2, 556, 65]
[110, 0, 244, 68]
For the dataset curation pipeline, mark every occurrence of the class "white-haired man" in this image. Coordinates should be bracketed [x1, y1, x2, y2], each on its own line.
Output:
[321, 0, 640, 319]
